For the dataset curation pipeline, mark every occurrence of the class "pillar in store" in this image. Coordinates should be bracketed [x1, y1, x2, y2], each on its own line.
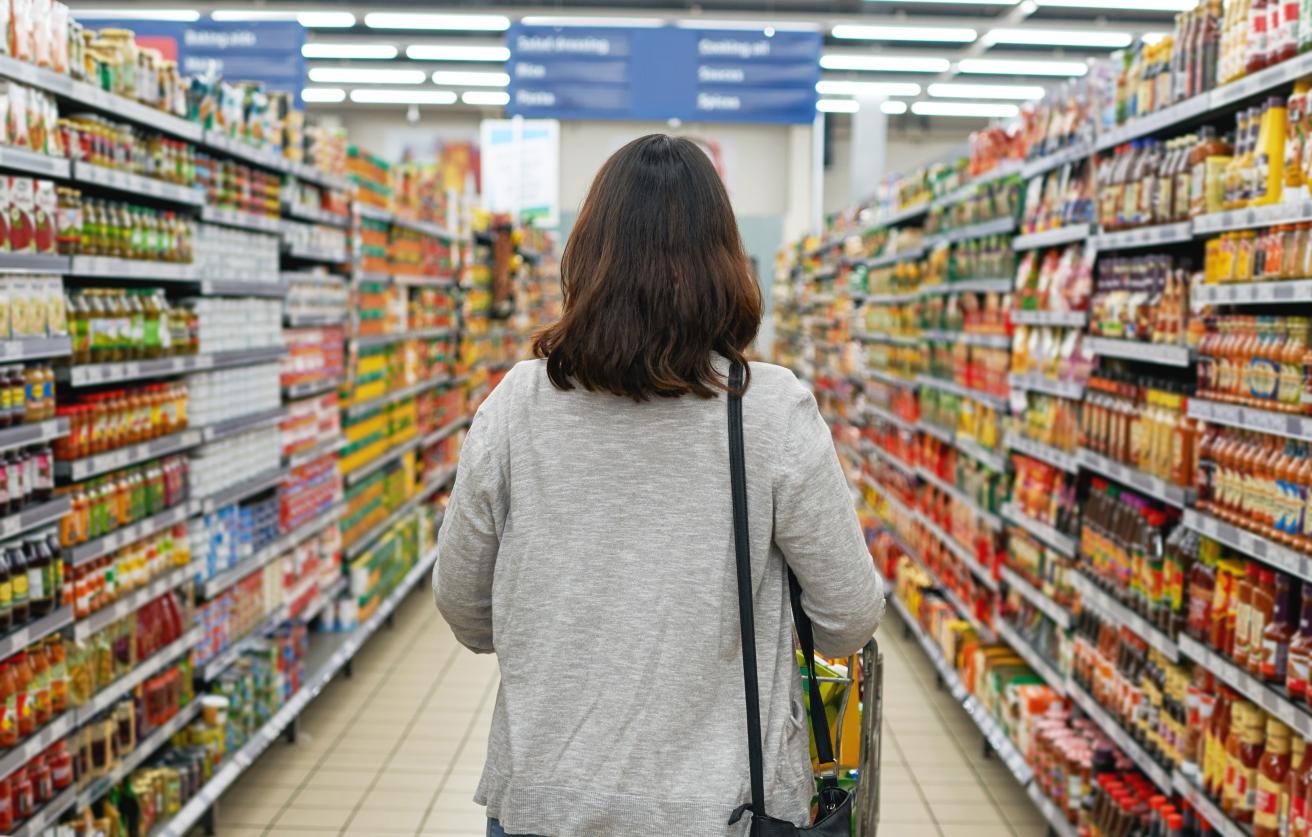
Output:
[849, 96, 889, 206]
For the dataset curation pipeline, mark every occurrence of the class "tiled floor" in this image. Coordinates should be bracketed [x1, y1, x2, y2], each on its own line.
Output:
[212, 590, 1050, 836]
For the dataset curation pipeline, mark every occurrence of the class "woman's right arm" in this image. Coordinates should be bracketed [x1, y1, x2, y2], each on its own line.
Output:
[774, 387, 884, 658]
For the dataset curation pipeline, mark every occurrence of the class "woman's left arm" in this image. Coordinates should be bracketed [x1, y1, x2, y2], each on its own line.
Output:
[433, 419, 506, 654]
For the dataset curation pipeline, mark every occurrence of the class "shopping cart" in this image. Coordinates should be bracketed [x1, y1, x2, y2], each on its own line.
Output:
[805, 637, 883, 835]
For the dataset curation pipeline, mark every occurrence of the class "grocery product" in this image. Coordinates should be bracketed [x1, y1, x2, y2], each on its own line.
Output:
[58, 455, 189, 547]
[56, 384, 189, 460]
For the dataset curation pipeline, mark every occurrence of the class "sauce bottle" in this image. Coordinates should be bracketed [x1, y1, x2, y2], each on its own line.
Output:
[28, 643, 47, 729]
[1207, 689, 1234, 797]
[1255, 717, 1293, 836]
[1289, 734, 1312, 837]
[1235, 562, 1258, 669]
[1263, 574, 1296, 682]
[0, 662, 15, 751]
[26, 537, 50, 620]
[47, 638, 65, 716]
[10, 543, 29, 628]
[1250, 569, 1278, 677]
[0, 546, 12, 636]
[12, 651, 32, 739]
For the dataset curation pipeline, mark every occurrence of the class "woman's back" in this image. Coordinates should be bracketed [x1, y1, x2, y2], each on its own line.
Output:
[436, 357, 883, 836]
[433, 133, 881, 836]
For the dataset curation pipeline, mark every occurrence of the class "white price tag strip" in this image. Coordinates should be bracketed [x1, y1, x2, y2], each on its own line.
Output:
[1188, 398, 1312, 442]
[1076, 448, 1191, 508]
[1028, 784, 1078, 837]
[1003, 505, 1076, 558]
[74, 563, 198, 641]
[1070, 681, 1174, 793]
[1086, 337, 1193, 368]
[1093, 222, 1193, 251]
[1184, 509, 1312, 580]
[1012, 310, 1087, 327]
[1013, 223, 1090, 251]
[0, 146, 69, 178]
[1009, 373, 1086, 400]
[1070, 573, 1180, 660]
[1095, 95, 1210, 151]
[0, 604, 69, 660]
[0, 701, 73, 780]
[997, 619, 1069, 695]
[1179, 635, 1312, 737]
[945, 215, 1017, 243]
[1173, 772, 1249, 837]
[1006, 434, 1079, 474]
[1021, 144, 1092, 180]
[953, 437, 1008, 474]
[9, 782, 78, 837]
[1000, 567, 1072, 629]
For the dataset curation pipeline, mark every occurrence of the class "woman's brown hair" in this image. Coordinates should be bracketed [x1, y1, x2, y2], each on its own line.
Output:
[532, 133, 762, 400]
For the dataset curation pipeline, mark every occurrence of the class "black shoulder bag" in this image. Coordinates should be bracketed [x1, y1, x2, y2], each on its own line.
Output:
[726, 362, 853, 836]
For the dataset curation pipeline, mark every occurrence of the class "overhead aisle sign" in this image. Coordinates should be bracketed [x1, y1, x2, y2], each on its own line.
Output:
[506, 25, 821, 124]
[78, 20, 306, 107]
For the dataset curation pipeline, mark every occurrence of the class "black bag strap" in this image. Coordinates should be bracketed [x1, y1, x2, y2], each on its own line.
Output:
[728, 362, 839, 829]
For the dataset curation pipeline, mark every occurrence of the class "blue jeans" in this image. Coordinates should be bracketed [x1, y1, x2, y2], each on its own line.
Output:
[487, 819, 545, 837]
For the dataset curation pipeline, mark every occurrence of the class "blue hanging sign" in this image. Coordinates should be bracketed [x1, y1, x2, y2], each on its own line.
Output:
[506, 24, 820, 124]
[80, 20, 306, 107]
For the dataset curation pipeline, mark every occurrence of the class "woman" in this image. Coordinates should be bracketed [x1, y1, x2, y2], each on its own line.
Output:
[434, 134, 883, 837]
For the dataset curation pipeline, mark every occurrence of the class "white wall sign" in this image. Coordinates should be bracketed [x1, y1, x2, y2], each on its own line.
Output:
[480, 118, 560, 228]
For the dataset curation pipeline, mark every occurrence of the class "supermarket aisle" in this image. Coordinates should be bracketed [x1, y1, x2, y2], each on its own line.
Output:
[209, 589, 1048, 837]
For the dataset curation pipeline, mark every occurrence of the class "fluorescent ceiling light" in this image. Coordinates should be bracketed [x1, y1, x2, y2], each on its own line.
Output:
[821, 54, 950, 73]
[364, 13, 510, 31]
[831, 24, 977, 42]
[929, 82, 1046, 100]
[432, 71, 510, 87]
[816, 80, 921, 96]
[882, 101, 909, 114]
[308, 67, 426, 85]
[1037, 0, 1192, 9]
[985, 28, 1132, 47]
[462, 91, 510, 106]
[519, 15, 665, 27]
[297, 12, 356, 28]
[301, 88, 346, 103]
[70, 8, 199, 20]
[302, 43, 398, 60]
[911, 101, 1021, 117]
[210, 10, 355, 26]
[675, 19, 820, 31]
[349, 89, 459, 104]
[817, 99, 860, 113]
[957, 58, 1088, 76]
[406, 45, 510, 62]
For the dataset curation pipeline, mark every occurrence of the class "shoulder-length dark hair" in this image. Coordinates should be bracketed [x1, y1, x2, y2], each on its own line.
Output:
[532, 133, 762, 400]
